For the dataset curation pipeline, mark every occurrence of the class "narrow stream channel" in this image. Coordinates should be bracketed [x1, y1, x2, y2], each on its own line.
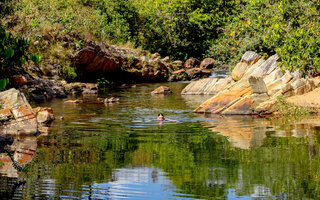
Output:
[1, 82, 320, 199]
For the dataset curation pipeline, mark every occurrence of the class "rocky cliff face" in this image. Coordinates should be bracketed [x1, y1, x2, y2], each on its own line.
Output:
[182, 51, 318, 114]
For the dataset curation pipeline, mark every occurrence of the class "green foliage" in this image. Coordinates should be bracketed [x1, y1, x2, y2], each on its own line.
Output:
[29, 53, 42, 64]
[0, 24, 31, 74]
[97, 77, 111, 90]
[7, 0, 320, 76]
[273, 95, 312, 116]
[133, 0, 239, 60]
[206, 0, 320, 74]
[61, 63, 77, 81]
[0, 23, 42, 87]
[0, 78, 9, 91]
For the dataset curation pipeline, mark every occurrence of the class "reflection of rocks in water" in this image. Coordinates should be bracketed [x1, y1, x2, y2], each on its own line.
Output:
[199, 114, 267, 149]
[199, 114, 320, 149]
[0, 177, 26, 200]
[181, 95, 212, 109]
[0, 136, 37, 177]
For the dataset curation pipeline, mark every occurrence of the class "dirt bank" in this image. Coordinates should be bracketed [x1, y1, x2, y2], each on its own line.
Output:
[287, 87, 320, 111]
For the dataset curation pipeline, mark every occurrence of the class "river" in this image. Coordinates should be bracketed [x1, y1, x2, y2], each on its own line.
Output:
[1, 82, 320, 199]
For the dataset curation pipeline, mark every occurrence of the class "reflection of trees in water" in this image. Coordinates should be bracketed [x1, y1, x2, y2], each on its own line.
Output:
[7, 117, 320, 199]
[23, 128, 139, 198]
[129, 121, 320, 199]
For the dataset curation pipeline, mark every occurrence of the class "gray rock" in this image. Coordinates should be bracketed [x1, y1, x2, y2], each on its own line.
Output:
[241, 51, 261, 64]
[249, 76, 267, 94]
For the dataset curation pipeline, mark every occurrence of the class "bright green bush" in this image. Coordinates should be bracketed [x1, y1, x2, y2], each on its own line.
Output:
[206, 0, 320, 74]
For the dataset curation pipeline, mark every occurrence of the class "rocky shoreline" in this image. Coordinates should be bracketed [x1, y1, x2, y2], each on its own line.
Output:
[182, 51, 320, 115]
[7, 42, 220, 104]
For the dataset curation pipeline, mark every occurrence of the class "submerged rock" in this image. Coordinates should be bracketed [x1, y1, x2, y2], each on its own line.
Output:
[104, 97, 120, 104]
[151, 86, 172, 95]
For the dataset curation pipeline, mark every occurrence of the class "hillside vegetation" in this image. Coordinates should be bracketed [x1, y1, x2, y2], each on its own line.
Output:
[1, 0, 320, 76]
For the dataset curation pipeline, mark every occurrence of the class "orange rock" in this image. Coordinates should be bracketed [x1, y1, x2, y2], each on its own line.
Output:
[33, 107, 55, 124]
[194, 78, 252, 113]
[172, 69, 185, 74]
[12, 106, 35, 120]
[151, 86, 172, 95]
[222, 96, 254, 115]
[0, 108, 12, 120]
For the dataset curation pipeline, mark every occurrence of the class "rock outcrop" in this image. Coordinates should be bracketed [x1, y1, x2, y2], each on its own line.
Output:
[181, 77, 233, 95]
[73, 44, 173, 82]
[0, 88, 54, 135]
[182, 51, 318, 114]
[74, 43, 218, 83]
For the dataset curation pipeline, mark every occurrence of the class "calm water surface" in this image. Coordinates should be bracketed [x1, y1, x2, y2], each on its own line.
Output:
[1, 82, 320, 199]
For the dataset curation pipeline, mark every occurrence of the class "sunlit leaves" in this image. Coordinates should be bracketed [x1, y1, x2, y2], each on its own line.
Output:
[206, 0, 320, 74]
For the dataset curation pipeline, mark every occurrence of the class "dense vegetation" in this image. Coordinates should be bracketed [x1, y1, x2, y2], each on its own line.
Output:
[1, 0, 319, 76]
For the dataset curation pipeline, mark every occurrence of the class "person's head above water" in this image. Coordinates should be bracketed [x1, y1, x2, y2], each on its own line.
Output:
[157, 113, 165, 121]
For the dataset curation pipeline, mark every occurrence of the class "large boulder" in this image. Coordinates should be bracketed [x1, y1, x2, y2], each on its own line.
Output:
[200, 58, 215, 69]
[184, 58, 200, 69]
[0, 88, 54, 135]
[74, 45, 120, 74]
[73, 44, 172, 82]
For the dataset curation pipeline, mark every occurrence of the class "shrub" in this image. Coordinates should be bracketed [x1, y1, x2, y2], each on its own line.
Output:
[61, 63, 77, 81]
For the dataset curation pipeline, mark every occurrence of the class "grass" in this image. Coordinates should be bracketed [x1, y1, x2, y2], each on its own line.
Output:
[272, 95, 313, 116]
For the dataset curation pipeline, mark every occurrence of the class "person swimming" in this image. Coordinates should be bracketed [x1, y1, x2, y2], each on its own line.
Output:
[157, 113, 178, 122]
[157, 113, 165, 121]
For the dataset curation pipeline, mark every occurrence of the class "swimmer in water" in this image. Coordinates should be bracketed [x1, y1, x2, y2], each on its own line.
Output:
[157, 113, 179, 122]
[157, 113, 165, 121]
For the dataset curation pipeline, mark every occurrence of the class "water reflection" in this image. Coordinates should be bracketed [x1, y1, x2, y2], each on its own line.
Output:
[198, 114, 320, 149]
[0, 136, 37, 177]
